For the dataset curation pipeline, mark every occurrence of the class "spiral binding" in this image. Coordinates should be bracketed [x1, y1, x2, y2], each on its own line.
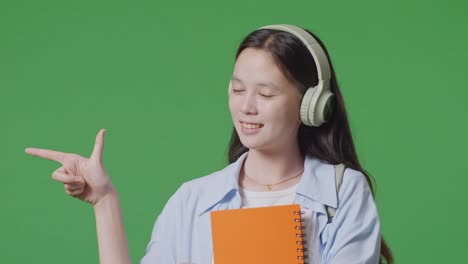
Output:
[294, 210, 308, 264]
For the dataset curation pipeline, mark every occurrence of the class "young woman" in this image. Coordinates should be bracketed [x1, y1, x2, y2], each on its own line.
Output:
[26, 24, 393, 264]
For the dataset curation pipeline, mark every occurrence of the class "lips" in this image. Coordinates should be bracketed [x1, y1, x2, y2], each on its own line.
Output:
[240, 121, 264, 129]
[240, 121, 263, 125]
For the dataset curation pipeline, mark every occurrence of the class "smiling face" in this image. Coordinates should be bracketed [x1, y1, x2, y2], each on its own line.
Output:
[229, 48, 303, 152]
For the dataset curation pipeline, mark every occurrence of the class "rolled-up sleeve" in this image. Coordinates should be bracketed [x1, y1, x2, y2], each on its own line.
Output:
[321, 168, 381, 264]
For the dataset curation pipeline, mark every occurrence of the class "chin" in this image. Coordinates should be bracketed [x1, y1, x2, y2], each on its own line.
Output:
[238, 137, 260, 149]
[240, 135, 290, 153]
[238, 137, 270, 151]
[235, 127, 274, 150]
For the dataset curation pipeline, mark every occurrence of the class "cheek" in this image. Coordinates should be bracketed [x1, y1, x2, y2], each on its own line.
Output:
[228, 96, 241, 120]
[228, 97, 236, 114]
[265, 100, 300, 125]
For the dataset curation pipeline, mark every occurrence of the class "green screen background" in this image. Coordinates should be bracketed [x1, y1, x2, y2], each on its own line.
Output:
[1, 0, 467, 263]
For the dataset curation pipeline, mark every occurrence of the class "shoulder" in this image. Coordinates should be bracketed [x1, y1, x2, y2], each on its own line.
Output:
[313, 158, 369, 193]
[163, 153, 246, 216]
[175, 169, 226, 198]
[163, 163, 236, 214]
[340, 166, 373, 196]
[320, 159, 368, 185]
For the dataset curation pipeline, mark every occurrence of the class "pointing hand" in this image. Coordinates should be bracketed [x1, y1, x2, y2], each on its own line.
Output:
[25, 129, 113, 206]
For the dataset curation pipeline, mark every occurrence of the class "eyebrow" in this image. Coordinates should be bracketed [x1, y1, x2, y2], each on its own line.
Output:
[231, 76, 280, 90]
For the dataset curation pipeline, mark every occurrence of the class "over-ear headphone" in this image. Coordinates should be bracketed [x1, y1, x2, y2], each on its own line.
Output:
[228, 24, 335, 127]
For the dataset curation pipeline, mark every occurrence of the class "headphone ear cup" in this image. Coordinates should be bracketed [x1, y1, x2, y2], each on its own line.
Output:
[315, 90, 335, 124]
[300, 80, 335, 127]
[300, 87, 318, 127]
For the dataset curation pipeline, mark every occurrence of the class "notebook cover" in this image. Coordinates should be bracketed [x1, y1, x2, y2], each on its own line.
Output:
[210, 204, 306, 264]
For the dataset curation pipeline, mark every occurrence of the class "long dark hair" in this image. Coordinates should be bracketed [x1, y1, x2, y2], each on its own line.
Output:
[226, 27, 393, 264]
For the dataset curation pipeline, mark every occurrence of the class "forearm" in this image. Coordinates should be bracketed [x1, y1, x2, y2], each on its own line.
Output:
[93, 188, 132, 264]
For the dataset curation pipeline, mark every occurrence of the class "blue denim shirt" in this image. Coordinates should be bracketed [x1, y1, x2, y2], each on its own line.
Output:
[140, 151, 381, 264]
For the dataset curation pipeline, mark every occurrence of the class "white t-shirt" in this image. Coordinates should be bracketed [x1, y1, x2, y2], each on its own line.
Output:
[211, 182, 316, 264]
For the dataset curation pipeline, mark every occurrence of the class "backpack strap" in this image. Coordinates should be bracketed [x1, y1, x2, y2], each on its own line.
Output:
[326, 163, 345, 223]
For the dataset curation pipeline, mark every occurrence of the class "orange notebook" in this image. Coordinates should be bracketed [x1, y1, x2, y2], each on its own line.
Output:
[210, 204, 306, 264]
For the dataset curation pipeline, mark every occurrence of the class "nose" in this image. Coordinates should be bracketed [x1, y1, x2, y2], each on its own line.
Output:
[240, 92, 258, 115]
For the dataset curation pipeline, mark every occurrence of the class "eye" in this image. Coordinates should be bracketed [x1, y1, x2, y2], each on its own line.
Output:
[232, 89, 245, 93]
[260, 93, 274, 98]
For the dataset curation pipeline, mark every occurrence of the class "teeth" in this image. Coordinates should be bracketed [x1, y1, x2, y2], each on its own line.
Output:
[241, 122, 262, 129]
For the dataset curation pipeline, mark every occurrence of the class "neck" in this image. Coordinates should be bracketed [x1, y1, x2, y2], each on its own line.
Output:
[242, 144, 305, 187]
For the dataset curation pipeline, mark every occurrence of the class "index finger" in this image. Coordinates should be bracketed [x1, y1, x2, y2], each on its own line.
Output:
[25, 148, 69, 163]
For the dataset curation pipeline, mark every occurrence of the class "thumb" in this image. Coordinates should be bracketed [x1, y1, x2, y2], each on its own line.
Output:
[90, 128, 106, 162]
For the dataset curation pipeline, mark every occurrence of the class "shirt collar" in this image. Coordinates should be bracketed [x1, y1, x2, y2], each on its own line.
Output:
[198, 151, 337, 216]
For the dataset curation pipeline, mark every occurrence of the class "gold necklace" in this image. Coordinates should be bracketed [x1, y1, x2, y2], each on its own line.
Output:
[244, 167, 304, 191]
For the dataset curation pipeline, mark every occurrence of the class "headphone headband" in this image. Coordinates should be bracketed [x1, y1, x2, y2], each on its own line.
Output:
[258, 24, 331, 82]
